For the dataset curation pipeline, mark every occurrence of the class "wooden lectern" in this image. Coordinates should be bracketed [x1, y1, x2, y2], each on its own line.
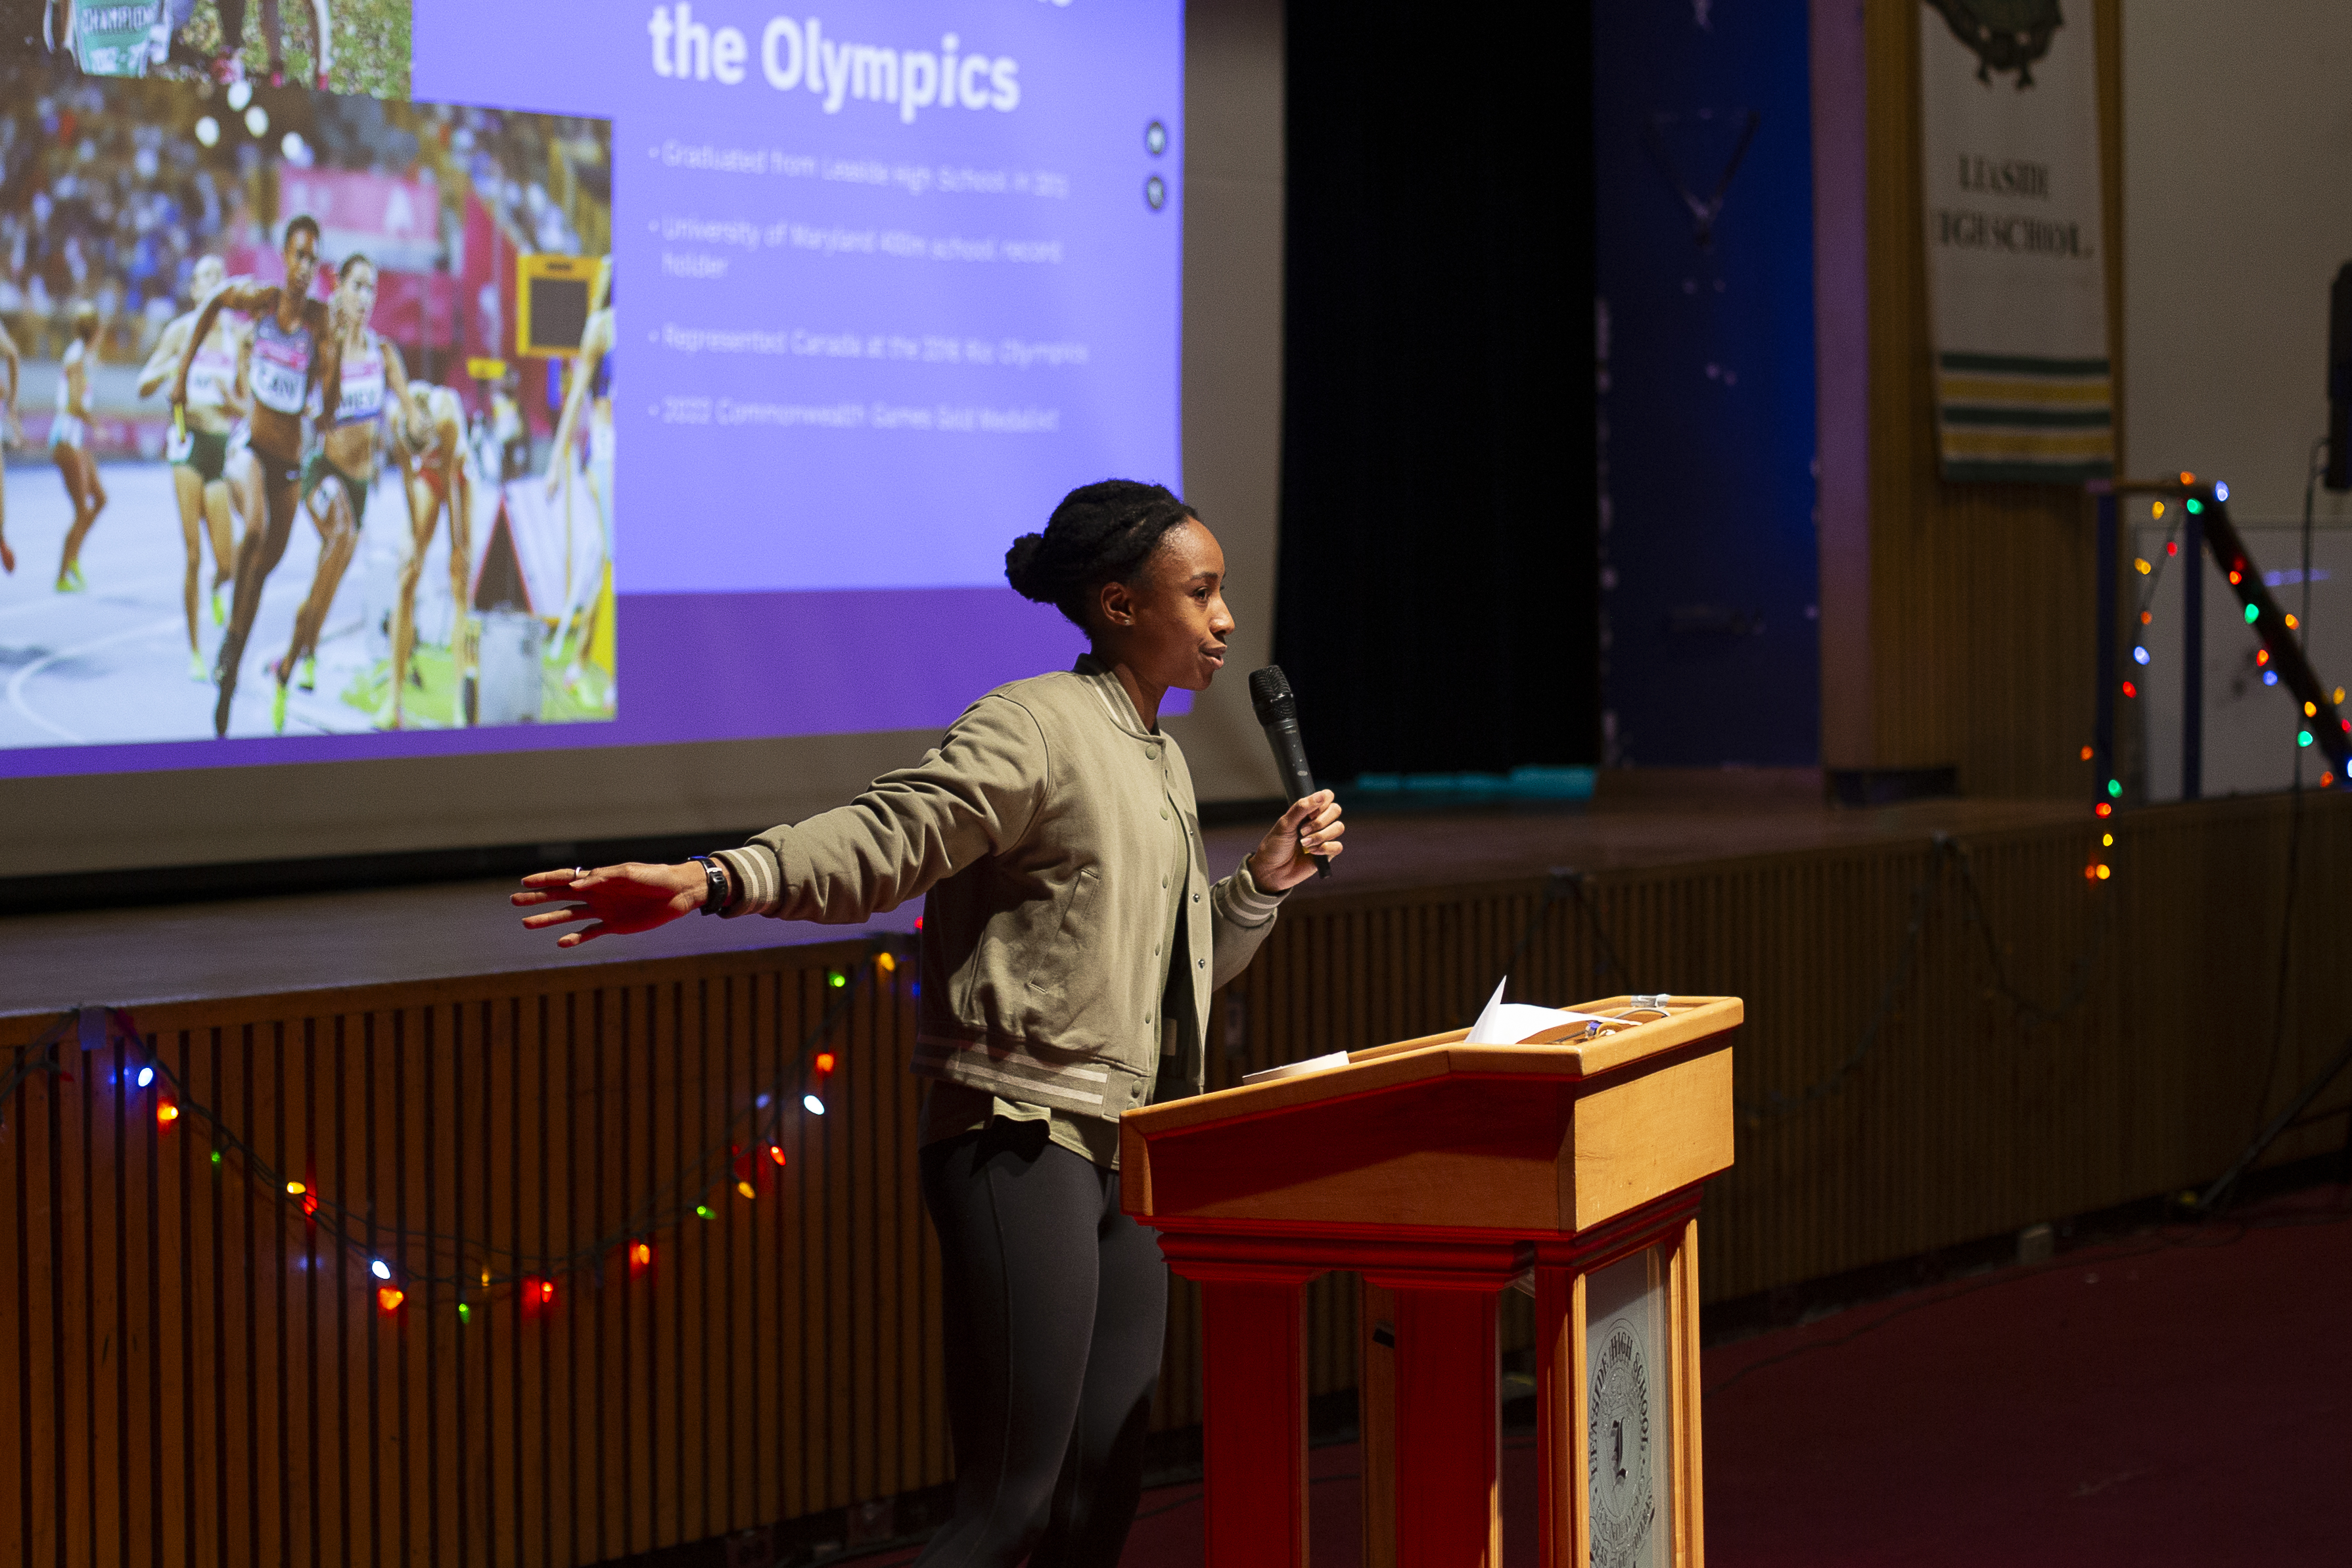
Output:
[1121, 994, 1738, 1567]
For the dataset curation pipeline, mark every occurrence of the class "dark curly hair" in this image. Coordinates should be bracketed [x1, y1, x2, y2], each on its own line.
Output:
[1004, 480, 1196, 632]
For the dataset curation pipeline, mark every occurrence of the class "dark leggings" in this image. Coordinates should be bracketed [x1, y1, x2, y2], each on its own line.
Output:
[213, 455, 300, 733]
[915, 1119, 1166, 1568]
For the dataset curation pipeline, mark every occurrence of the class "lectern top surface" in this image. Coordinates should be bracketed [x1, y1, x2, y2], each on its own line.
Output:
[1124, 994, 1741, 1140]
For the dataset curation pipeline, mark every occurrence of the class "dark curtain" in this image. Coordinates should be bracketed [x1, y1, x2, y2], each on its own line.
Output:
[1274, 2, 1599, 780]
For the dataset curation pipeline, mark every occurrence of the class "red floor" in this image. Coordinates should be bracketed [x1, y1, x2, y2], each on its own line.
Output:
[859, 1185, 2352, 1566]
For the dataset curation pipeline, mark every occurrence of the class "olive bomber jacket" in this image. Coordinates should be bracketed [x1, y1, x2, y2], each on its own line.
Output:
[712, 657, 1287, 1126]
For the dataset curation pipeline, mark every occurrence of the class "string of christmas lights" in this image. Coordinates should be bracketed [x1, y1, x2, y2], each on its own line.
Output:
[2097, 473, 2352, 852]
[2081, 486, 2189, 881]
[0, 934, 908, 1320]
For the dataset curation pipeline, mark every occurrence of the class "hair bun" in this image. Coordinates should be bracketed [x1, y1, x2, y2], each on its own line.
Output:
[1007, 481, 1193, 632]
[1003, 533, 1049, 600]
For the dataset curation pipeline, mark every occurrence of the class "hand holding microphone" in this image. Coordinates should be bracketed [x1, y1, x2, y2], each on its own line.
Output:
[1249, 665, 1339, 883]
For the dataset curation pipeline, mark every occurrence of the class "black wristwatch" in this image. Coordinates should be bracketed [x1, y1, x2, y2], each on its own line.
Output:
[691, 854, 730, 915]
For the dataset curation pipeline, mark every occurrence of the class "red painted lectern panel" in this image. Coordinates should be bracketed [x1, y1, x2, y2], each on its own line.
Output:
[1391, 1286, 1502, 1567]
[1198, 1279, 1310, 1568]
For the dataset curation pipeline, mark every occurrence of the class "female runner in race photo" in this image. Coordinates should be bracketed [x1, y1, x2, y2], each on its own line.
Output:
[171, 214, 342, 738]
[543, 260, 613, 699]
[137, 253, 250, 679]
[267, 251, 413, 732]
[51, 301, 106, 593]
[0, 315, 19, 575]
[386, 379, 472, 729]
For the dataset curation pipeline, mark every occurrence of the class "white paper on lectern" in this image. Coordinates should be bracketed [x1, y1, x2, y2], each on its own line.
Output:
[1236, 983, 1606, 1086]
[1465, 978, 1604, 1045]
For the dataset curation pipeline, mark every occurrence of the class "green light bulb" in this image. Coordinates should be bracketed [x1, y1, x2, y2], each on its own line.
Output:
[2298, 730, 2313, 748]
[457, 1303, 471, 1322]
[2107, 779, 2121, 798]
[210, 1149, 222, 1165]
[828, 971, 846, 988]
[696, 1204, 712, 1219]
[2185, 498, 2202, 515]
[2246, 604, 2260, 624]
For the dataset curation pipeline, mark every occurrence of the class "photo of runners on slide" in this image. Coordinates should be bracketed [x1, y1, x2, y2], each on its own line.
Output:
[0, 61, 614, 749]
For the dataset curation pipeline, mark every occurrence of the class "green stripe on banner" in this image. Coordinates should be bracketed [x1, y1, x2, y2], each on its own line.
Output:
[1941, 459, 2114, 485]
[1937, 352, 2112, 377]
[1940, 405, 2113, 428]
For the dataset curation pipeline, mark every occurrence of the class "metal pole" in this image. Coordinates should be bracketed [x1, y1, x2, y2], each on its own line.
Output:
[2094, 490, 2117, 806]
[2183, 507, 2203, 800]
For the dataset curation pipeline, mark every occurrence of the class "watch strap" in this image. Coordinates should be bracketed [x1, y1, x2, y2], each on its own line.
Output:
[692, 854, 729, 915]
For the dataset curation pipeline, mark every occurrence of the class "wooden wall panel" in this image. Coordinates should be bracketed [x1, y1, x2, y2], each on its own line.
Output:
[5, 791, 2348, 1561]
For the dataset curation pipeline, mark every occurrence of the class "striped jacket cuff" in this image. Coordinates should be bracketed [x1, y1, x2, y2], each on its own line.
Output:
[711, 846, 782, 917]
[1226, 859, 1287, 926]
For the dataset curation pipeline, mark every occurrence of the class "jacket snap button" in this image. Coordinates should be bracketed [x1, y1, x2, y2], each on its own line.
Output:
[1159, 806, 1168, 819]
[1146, 746, 1160, 760]
[1197, 958, 1207, 969]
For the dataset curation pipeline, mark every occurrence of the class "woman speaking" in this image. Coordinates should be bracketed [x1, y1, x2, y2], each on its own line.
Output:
[512, 480, 1342, 1564]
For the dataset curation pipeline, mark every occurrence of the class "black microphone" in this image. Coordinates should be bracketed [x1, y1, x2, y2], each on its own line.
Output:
[1248, 664, 1331, 879]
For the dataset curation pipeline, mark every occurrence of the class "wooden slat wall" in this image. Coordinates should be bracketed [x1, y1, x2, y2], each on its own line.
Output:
[6, 791, 2348, 1564]
[0, 955, 947, 1568]
[1856, 0, 2128, 797]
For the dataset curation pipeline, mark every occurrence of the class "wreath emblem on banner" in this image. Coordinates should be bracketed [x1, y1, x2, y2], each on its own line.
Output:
[1925, 0, 2064, 88]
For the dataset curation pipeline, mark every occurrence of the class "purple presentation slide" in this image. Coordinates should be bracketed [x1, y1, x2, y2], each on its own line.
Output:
[0, 1, 1182, 778]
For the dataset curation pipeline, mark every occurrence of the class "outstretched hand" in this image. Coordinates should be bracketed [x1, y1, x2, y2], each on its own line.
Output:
[511, 861, 706, 947]
[1246, 789, 1344, 892]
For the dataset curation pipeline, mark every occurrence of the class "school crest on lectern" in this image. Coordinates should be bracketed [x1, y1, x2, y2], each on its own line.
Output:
[1588, 1318, 1656, 1568]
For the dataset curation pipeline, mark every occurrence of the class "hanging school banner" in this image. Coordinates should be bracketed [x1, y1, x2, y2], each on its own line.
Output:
[1917, 0, 2111, 484]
